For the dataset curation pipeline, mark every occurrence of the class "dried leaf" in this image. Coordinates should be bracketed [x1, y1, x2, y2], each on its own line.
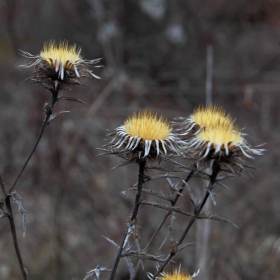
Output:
[198, 213, 238, 228]
[58, 96, 87, 104]
[48, 111, 70, 123]
[11, 192, 28, 237]
[83, 265, 111, 280]
[103, 236, 120, 250]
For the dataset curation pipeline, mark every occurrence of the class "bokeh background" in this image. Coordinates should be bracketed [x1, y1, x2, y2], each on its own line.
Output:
[0, 0, 279, 279]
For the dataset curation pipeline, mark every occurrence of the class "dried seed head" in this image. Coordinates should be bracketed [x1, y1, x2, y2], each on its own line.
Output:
[175, 105, 235, 138]
[20, 40, 101, 92]
[103, 109, 185, 161]
[148, 267, 199, 280]
[180, 106, 264, 172]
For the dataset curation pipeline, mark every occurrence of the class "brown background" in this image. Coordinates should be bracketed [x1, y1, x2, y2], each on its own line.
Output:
[0, 1, 279, 279]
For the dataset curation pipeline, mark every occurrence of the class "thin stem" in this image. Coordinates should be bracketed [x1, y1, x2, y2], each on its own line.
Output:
[144, 170, 194, 252]
[110, 159, 146, 280]
[153, 165, 220, 278]
[9, 113, 51, 193]
[0, 175, 27, 280]
[131, 160, 146, 222]
[0, 174, 7, 197]
[9, 89, 59, 193]
[6, 197, 28, 280]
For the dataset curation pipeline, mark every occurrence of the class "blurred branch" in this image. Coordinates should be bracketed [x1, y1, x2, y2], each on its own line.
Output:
[152, 164, 220, 278]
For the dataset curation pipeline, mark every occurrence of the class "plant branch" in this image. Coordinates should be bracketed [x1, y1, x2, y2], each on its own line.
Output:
[9, 89, 59, 193]
[152, 165, 220, 278]
[143, 170, 194, 252]
[109, 159, 146, 280]
[0, 175, 27, 280]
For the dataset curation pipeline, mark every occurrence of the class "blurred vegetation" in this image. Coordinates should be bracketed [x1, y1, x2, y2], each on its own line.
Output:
[0, 0, 279, 279]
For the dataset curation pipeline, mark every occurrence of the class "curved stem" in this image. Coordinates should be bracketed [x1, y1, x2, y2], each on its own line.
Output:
[6, 196, 28, 280]
[9, 113, 51, 193]
[143, 170, 195, 252]
[110, 159, 146, 280]
[153, 164, 220, 278]
[0, 175, 27, 280]
[9, 89, 59, 193]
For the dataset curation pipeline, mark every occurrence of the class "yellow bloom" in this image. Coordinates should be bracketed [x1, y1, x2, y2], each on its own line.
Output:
[194, 126, 243, 157]
[148, 267, 199, 280]
[159, 271, 192, 280]
[124, 111, 171, 141]
[104, 109, 184, 159]
[40, 40, 82, 80]
[175, 105, 264, 172]
[192, 106, 234, 130]
[175, 105, 235, 137]
[20, 40, 101, 91]
[188, 122, 262, 160]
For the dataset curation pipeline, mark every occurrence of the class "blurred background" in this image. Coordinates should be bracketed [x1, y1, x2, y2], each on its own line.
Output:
[0, 0, 279, 279]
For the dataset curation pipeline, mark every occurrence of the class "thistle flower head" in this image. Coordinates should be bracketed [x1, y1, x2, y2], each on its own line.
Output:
[103, 109, 184, 161]
[20, 40, 101, 92]
[181, 106, 264, 172]
[188, 123, 262, 162]
[148, 267, 199, 280]
[192, 106, 234, 130]
[176, 105, 234, 138]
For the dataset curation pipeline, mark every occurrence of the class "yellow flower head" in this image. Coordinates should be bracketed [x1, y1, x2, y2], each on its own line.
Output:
[175, 105, 235, 138]
[124, 110, 171, 141]
[148, 267, 199, 280]
[20, 40, 101, 92]
[176, 105, 264, 170]
[192, 106, 234, 130]
[187, 120, 263, 164]
[159, 271, 192, 280]
[40, 40, 82, 78]
[191, 125, 245, 157]
[104, 109, 184, 159]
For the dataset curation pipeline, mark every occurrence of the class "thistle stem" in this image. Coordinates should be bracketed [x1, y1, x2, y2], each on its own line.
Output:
[143, 170, 194, 252]
[0, 176, 27, 280]
[110, 159, 146, 280]
[153, 164, 220, 278]
[9, 89, 59, 193]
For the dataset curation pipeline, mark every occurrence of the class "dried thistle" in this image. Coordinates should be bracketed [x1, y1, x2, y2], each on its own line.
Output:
[175, 105, 234, 138]
[177, 106, 264, 173]
[103, 109, 185, 162]
[20, 40, 101, 92]
[148, 266, 200, 280]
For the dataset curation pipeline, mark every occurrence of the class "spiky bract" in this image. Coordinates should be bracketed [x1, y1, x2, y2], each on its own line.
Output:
[20, 40, 101, 92]
[175, 105, 234, 138]
[176, 105, 264, 172]
[148, 267, 199, 280]
[104, 109, 184, 160]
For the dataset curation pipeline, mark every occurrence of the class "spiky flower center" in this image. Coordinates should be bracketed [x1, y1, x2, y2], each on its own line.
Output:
[192, 106, 234, 129]
[160, 272, 192, 280]
[198, 127, 242, 147]
[40, 40, 81, 68]
[124, 110, 171, 141]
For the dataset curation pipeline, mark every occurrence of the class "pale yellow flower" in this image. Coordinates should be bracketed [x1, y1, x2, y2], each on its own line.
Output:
[20, 40, 101, 91]
[104, 109, 184, 160]
[175, 105, 234, 138]
[176, 105, 264, 171]
[148, 267, 199, 280]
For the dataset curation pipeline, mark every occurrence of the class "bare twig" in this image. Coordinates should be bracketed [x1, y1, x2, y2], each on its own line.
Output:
[109, 159, 146, 280]
[0, 175, 28, 280]
[152, 165, 220, 278]
[9, 88, 59, 193]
